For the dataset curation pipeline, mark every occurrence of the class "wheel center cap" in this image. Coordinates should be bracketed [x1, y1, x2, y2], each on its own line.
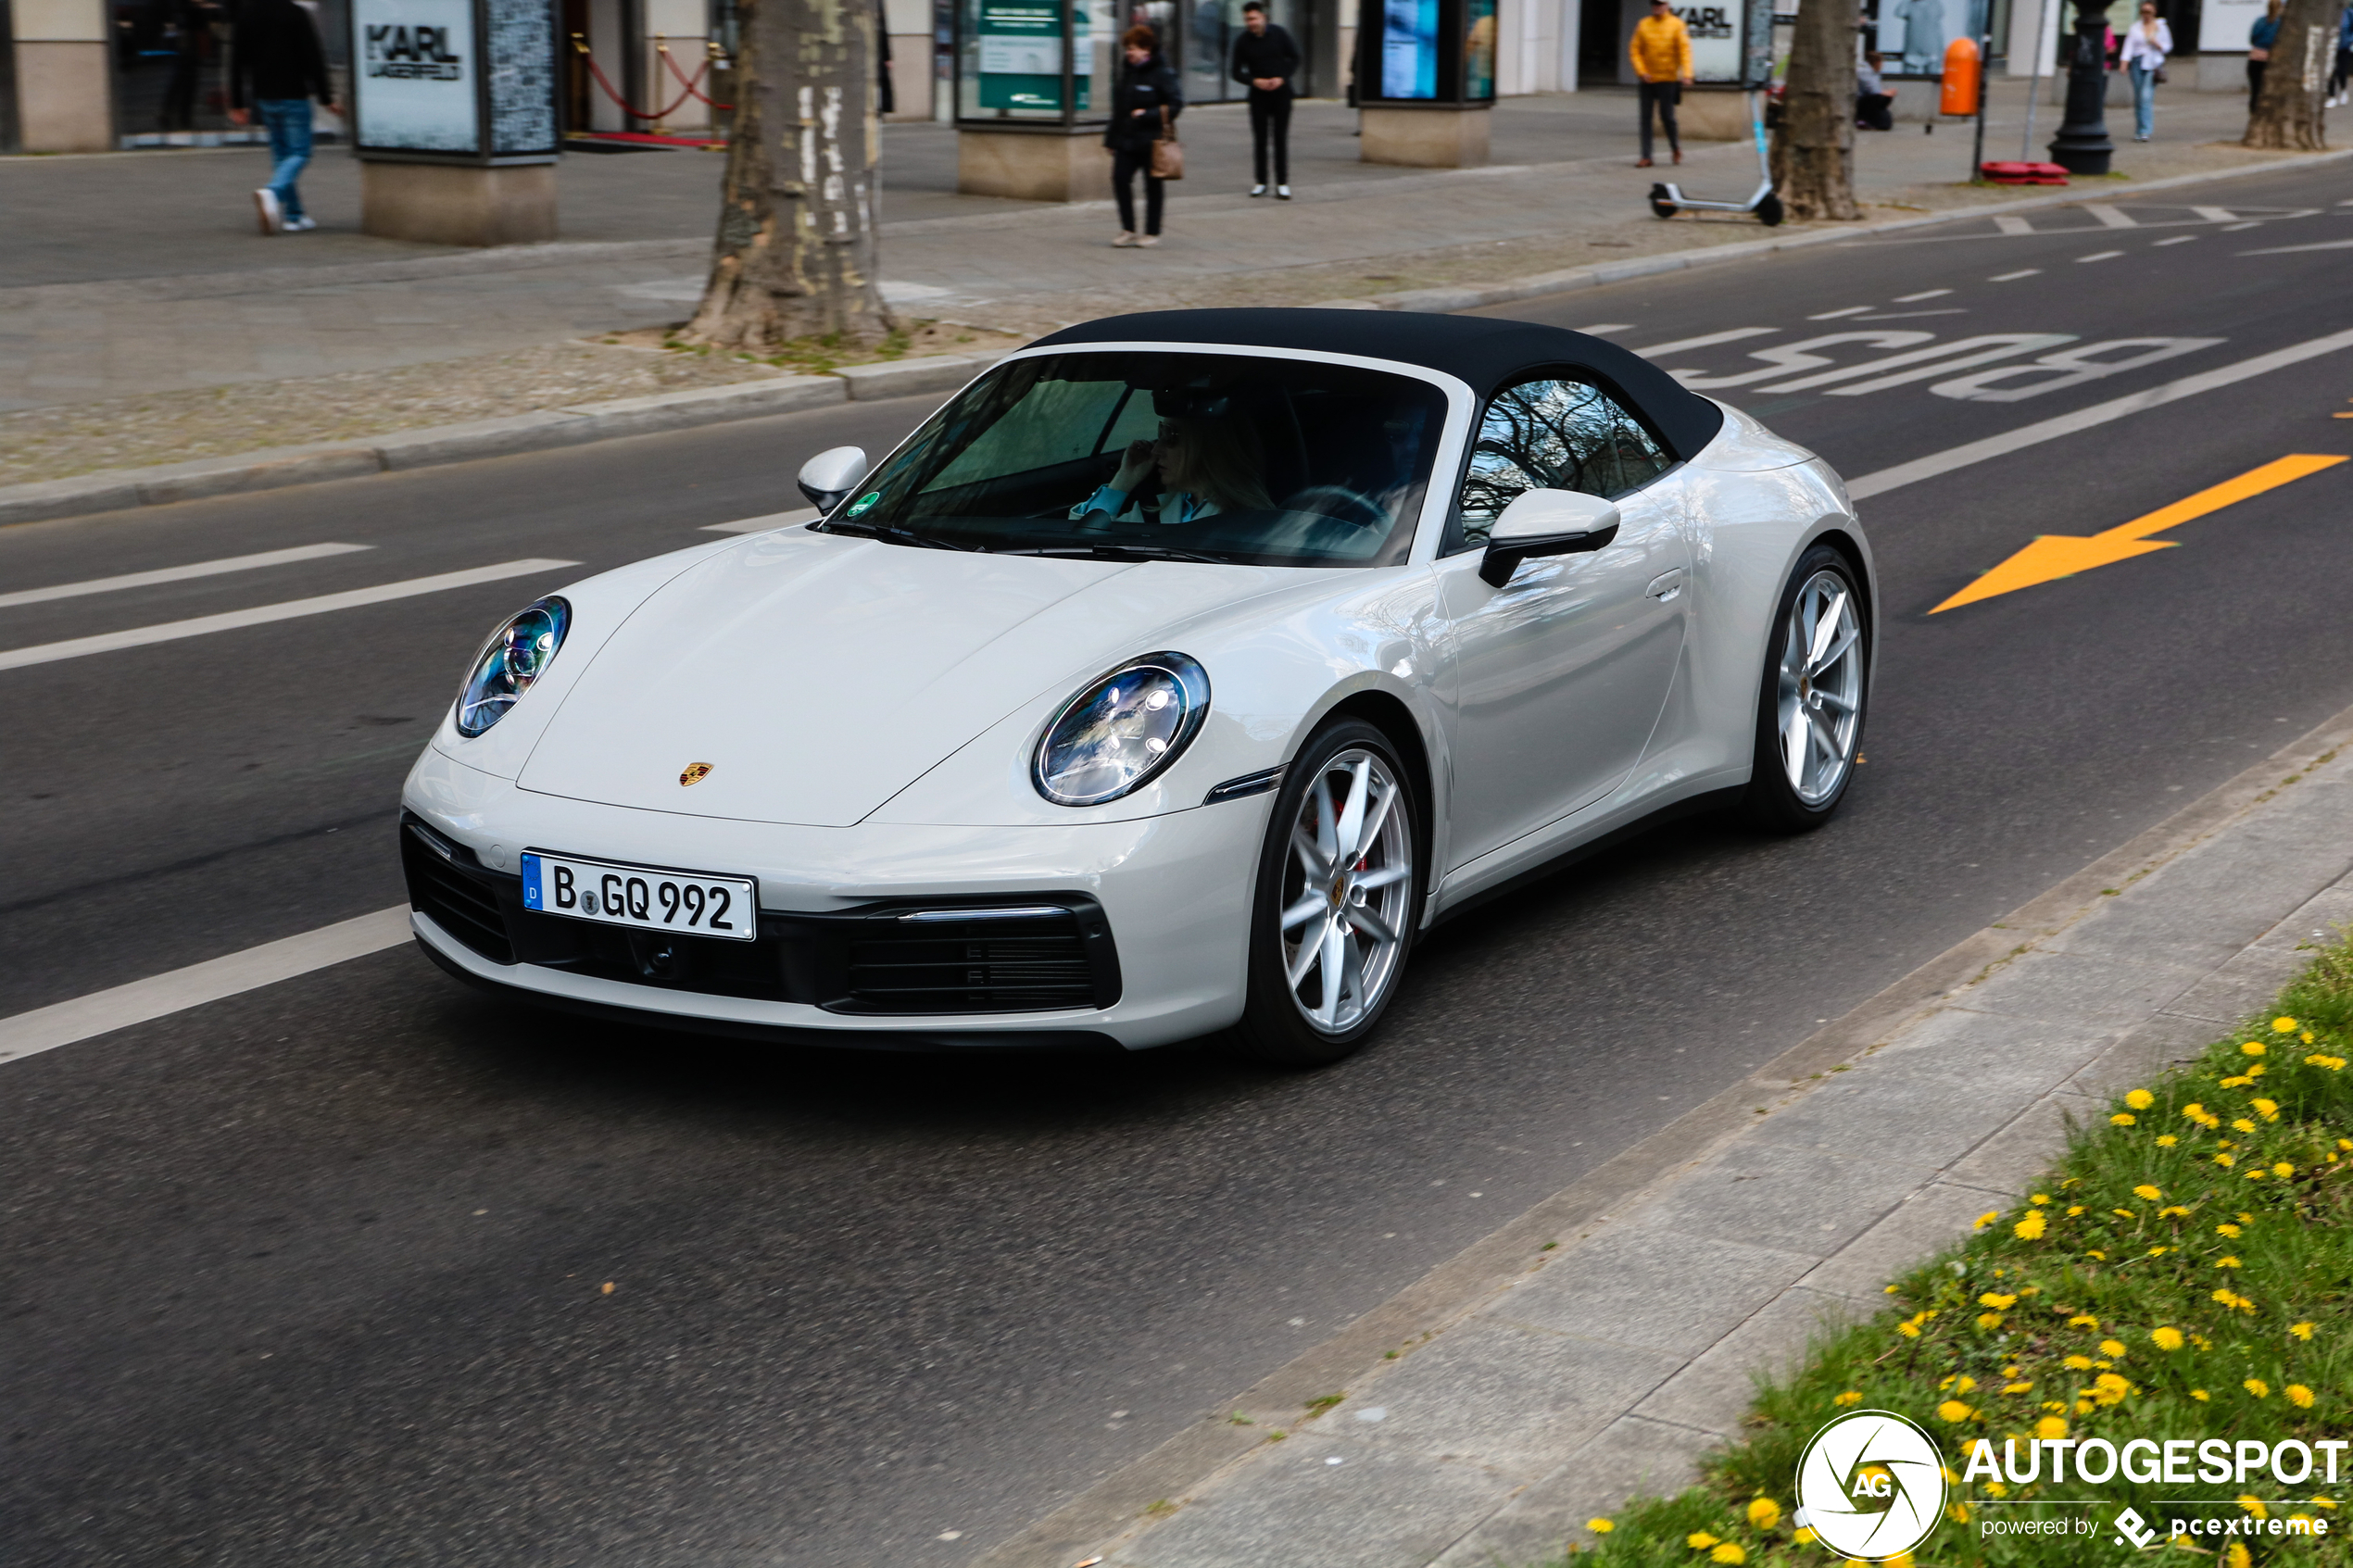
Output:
[1799, 674, 1813, 700]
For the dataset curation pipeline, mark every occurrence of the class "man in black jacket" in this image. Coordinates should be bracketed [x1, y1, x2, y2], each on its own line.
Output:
[1230, 1, 1299, 198]
[226, 0, 336, 233]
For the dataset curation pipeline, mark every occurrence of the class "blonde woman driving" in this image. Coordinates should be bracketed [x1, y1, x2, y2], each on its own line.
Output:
[1074, 414, 1274, 524]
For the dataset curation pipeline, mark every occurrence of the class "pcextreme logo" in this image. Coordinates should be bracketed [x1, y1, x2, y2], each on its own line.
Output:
[1792, 1410, 1948, 1562]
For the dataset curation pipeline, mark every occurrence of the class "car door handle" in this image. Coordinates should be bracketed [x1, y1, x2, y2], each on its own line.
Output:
[1645, 568, 1687, 601]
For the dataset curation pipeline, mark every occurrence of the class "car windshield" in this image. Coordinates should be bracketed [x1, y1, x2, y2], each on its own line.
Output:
[818, 351, 1450, 568]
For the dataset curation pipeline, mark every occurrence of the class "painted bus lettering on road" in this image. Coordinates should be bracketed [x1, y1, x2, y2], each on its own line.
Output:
[1648, 329, 2225, 403]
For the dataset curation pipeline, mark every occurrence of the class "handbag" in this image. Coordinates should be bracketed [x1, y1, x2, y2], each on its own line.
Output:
[1151, 105, 1184, 181]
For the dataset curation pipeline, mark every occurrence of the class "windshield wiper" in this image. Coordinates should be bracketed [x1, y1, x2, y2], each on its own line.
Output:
[821, 521, 980, 551]
[997, 543, 1228, 565]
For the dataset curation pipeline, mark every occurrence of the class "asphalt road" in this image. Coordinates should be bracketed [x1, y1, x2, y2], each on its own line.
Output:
[6, 161, 2353, 1568]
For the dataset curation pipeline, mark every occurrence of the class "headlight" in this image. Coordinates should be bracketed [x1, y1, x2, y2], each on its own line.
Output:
[455, 596, 570, 737]
[1033, 652, 1210, 807]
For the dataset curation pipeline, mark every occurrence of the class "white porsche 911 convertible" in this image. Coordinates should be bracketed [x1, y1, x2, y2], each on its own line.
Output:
[401, 309, 1872, 1065]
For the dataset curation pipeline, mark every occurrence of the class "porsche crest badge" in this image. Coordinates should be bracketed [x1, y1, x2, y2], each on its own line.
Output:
[679, 762, 713, 786]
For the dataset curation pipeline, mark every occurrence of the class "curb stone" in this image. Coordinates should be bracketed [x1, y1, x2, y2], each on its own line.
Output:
[0, 354, 1012, 530]
[1309, 145, 2353, 315]
[972, 698, 2353, 1568]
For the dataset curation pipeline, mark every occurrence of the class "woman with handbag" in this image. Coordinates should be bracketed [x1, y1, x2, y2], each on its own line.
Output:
[2120, 1, 2171, 141]
[1107, 26, 1183, 249]
[2247, 0, 2283, 110]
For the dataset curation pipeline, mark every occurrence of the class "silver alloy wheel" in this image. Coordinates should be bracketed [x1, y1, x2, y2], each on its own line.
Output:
[1776, 569, 1864, 806]
[1277, 747, 1414, 1035]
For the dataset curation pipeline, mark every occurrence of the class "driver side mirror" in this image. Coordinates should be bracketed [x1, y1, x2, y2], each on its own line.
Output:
[798, 445, 870, 513]
[1478, 488, 1621, 587]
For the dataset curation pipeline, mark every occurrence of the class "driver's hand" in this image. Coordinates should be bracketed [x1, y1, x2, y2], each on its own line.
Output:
[1112, 438, 1157, 493]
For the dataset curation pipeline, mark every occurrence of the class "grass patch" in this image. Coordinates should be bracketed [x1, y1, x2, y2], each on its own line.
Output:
[1566, 936, 2353, 1567]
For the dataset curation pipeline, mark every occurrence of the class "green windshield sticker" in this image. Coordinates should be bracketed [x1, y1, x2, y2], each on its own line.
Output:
[845, 491, 882, 518]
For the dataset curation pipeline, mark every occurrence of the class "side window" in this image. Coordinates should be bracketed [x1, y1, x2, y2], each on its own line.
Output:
[1450, 376, 1670, 551]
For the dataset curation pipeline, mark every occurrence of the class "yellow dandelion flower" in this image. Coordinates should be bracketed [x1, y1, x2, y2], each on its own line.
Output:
[2070, 1315, 2100, 1330]
[2133, 1184, 2161, 1201]
[1833, 1390, 1863, 1406]
[2233, 1119, 2258, 1134]
[2243, 1040, 2268, 1057]
[2272, 1017, 2297, 1034]
[1974, 1210, 1999, 1231]
[2313, 1499, 2338, 1512]
[2225, 1541, 2252, 1568]
[1710, 1543, 1745, 1565]
[1886, 1553, 1914, 1568]
[2291, 1322, 2315, 1340]
[2148, 1245, 2170, 1256]
[2246, 1378, 2271, 1399]
[2217, 1256, 2243, 1268]
[1937, 1400, 1975, 1423]
[1986, 1481, 2008, 1498]
[2218, 1223, 2242, 1237]
[2242, 1497, 2270, 1520]
[2036, 1414, 2069, 1440]
[2003, 1381, 2033, 1393]
[2111, 1208, 2137, 1220]
[2125, 1088, 2155, 1110]
[1587, 1518, 1615, 1534]
[2100, 1339, 2128, 1358]
[2192, 1388, 2211, 1401]
[1686, 1531, 1718, 1549]
[2158, 1135, 2178, 1147]
[2159, 1206, 2189, 1217]
[1953, 1376, 1979, 1394]
[2086, 1248, 2108, 1260]
[2252, 1098, 2280, 1122]
[2246, 1168, 2268, 1181]
[2030, 1193, 2052, 1206]
[1949, 1502, 1971, 1524]
[2221, 1075, 2254, 1089]
[2067, 1204, 2086, 1215]
[1897, 1321, 1920, 1338]
[2093, 1374, 2133, 1405]
[1979, 1293, 2018, 1310]
[2064, 1354, 2094, 1371]
[2215, 1154, 2237, 1168]
[2112, 1113, 2137, 1125]
[1793, 1527, 1817, 1545]
[2272, 1161, 2295, 1177]
[1976, 1312, 2006, 1330]
[2287, 1386, 2315, 1408]
[2152, 1327, 2183, 1351]
[1747, 1498, 1780, 1531]
[2014, 1211, 2046, 1240]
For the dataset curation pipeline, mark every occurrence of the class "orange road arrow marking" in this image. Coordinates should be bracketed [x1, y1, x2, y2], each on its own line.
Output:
[1931, 454, 2349, 612]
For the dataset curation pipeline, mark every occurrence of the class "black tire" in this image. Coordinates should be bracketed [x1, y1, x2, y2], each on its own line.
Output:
[1739, 545, 1869, 834]
[1651, 198, 1680, 219]
[1756, 192, 1785, 226]
[1221, 718, 1425, 1068]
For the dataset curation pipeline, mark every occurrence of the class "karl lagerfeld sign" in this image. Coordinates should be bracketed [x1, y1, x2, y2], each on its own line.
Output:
[351, 0, 559, 161]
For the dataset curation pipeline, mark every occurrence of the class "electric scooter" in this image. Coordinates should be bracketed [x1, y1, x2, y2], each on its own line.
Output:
[1648, 88, 1783, 227]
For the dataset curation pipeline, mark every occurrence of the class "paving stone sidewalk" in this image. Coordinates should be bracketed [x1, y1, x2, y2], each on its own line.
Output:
[1062, 721, 2353, 1568]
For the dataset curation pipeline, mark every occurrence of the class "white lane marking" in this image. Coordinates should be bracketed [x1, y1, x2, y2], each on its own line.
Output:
[0, 558, 580, 672]
[2077, 250, 2125, 262]
[2083, 204, 2138, 229]
[2239, 238, 2353, 254]
[1994, 216, 2036, 235]
[1844, 325, 2353, 500]
[2222, 220, 2262, 231]
[702, 508, 821, 533]
[0, 543, 373, 610]
[2154, 235, 2199, 246]
[1894, 288, 1954, 301]
[1807, 306, 1874, 320]
[1573, 322, 1634, 333]
[1856, 308, 1969, 320]
[1766, 333, 2076, 395]
[1991, 269, 2042, 281]
[0, 907, 413, 1067]
[2190, 206, 2238, 222]
[1628, 326, 1779, 358]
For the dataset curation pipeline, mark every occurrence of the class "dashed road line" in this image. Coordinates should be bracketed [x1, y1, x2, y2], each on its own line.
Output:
[1629, 326, 1780, 358]
[1894, 288, 1955, 301]
[0, 558, 579, 671]
[0, 907, 414, 1067]
[0, 543, 373, 610]
[1808, 306, 1874, 320]
[2077, 250, 2125, 262]
[1991, 269, 2042, 281]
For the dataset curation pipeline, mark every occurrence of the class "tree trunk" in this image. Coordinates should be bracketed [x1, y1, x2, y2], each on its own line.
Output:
[685, 0, 893, 350]
[2245, 0, 2333, 149]
[1771, 0, 1861, 220]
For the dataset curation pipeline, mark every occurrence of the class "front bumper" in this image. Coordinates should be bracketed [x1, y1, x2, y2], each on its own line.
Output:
[400, 747, 1263, 1049]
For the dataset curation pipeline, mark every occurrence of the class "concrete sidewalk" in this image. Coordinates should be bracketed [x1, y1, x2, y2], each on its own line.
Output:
[977, 708, 2353, 1568]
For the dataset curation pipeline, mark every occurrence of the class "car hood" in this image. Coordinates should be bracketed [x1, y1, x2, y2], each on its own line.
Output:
[515, 529, 1268, 827]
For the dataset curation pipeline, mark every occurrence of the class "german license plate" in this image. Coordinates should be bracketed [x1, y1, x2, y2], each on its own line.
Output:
[519, 851, 758, 942]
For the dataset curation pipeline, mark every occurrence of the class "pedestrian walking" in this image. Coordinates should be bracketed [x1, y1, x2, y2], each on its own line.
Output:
[1629, 0, 1692, 169]
[2329, 0, 2351, 107]
[2246, 0, 2283, 109]
[1231, 0, 1300, 198]
[1107, 25, 1182, 248]
[227, 0, 336, 234]
[2119, 2, 2171, 140]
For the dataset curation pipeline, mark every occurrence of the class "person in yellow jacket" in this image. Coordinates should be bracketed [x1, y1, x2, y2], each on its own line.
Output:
[1629, 0, 1694, 168]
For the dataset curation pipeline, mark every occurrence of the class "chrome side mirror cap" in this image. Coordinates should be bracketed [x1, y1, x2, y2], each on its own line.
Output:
[1478, 488, 1621, 587]
[798, 445, 870, 513]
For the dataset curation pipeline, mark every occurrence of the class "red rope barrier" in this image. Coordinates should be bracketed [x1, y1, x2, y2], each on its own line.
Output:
[661, 44, 734, 110]
[570, 33, 708, 121]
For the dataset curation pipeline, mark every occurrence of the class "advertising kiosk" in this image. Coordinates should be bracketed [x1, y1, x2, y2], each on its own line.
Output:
[952, 0, 1115, 201]
[350, 0, 563, 244]
[1353, 0, 1495, 165]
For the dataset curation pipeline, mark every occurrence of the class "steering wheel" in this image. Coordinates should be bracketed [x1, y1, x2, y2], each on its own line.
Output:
[1281, 485, 1389, 530]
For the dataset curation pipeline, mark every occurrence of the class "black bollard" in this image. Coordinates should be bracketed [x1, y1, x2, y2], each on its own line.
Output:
[2047, 0, 2116, 173]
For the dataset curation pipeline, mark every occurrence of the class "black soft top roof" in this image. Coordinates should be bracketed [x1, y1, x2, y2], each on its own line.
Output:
[1029, 307, 1724, 461]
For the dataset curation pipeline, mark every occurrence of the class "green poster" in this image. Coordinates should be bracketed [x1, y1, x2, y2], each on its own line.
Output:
[976, 2, 1089, 111]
